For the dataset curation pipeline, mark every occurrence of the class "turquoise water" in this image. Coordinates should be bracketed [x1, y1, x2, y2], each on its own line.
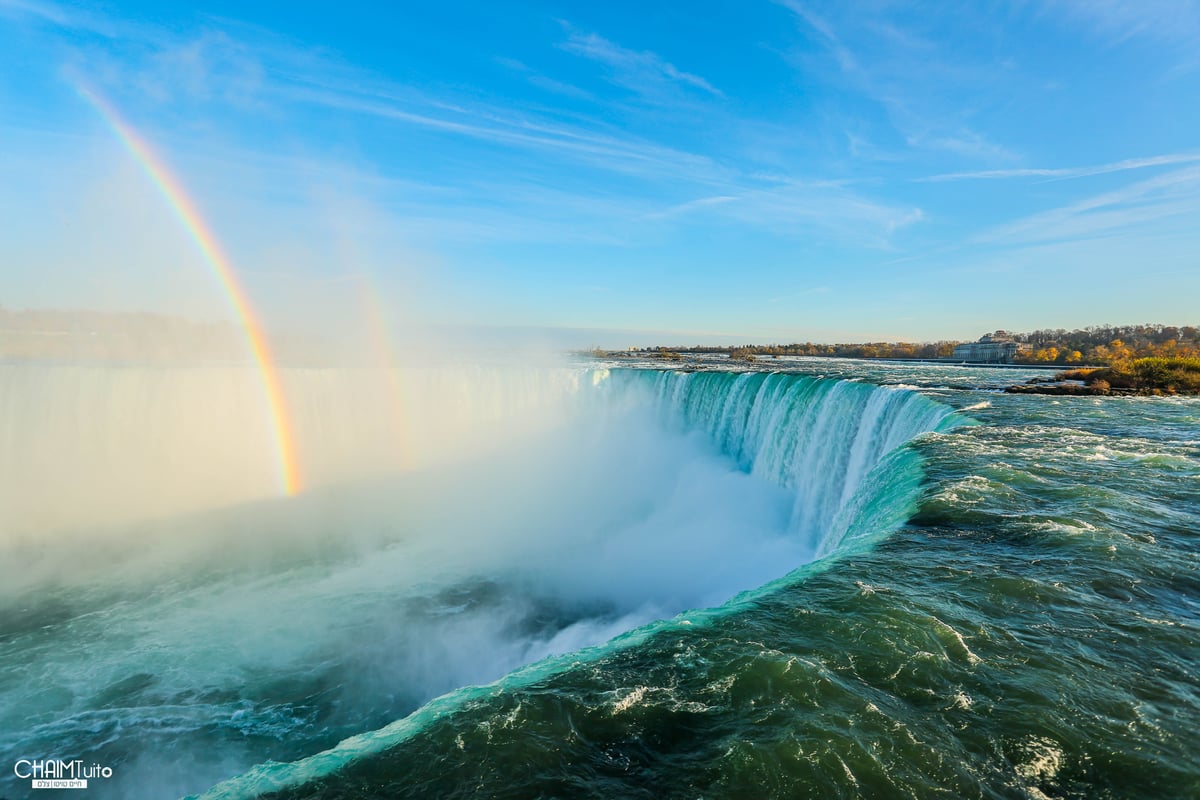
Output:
[216, 364, 1200, 800]
[2, 361, 1197, 799]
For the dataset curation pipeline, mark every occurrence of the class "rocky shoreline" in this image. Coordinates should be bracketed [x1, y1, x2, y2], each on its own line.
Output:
[1007, 358, 1200, 397]
[1003, 382, 1169, 397]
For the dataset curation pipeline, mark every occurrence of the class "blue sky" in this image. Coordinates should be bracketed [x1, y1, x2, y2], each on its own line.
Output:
[1, 0, 1198, 343]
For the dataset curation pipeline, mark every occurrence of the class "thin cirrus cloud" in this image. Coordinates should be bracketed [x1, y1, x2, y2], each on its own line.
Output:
[921, 153, 1200, 183]
[0, 0, 119, 36]
[558, 27, 724, 98]
[772, 0, 857, 73]
[280, 83, 732, 185]
[974, 164, 1200, 245]
[773, 0, 1017, 164]
[643, 195, 739, 220]
[1046, 0, 1200, 49]
[494, 57, 595, 100]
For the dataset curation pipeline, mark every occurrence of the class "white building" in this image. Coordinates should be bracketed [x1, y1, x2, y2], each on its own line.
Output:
[951, 332, 1027, 363]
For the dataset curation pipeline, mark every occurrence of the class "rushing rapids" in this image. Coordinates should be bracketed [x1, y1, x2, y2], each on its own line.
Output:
[1, 364, 958, 799]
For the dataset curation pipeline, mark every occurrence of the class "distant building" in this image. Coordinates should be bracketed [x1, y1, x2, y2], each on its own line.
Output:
[951, 331, 1029, 364]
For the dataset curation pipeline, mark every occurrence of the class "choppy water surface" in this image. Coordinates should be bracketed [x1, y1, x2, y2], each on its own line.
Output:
[1, 360, 1197, 799]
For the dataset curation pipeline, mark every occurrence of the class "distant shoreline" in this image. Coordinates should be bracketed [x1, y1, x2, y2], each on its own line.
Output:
[825, 357, 1071, 371]
[592, 351, 1075, 370]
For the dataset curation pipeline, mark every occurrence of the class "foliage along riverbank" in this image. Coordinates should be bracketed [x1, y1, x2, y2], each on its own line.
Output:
[600, 323, 1199, 367]
[1006, 357, 1200, 396]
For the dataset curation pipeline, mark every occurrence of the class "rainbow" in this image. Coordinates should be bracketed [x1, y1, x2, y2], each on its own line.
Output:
[355, 276, 413, 470]
[76, 85, 302, 496]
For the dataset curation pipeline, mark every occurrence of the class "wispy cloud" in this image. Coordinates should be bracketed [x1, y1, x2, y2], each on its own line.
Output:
[559, 27, 723, 98]
[905, 129, 1018, 162]
[1042, 0, 1200, 48]
[976, 164, 1200, 245]
[713, 182, 924, 245]
[1037, 1, 1200, 75]
[773, 0, 857, 73]
[644, 195, 738, 220]
[494, 56, 593, 100]
[281, 83, 732, 186]
[921, 152, 1200, 182]
[773, 1, 1018, 165]
[0, 0, 119, 35]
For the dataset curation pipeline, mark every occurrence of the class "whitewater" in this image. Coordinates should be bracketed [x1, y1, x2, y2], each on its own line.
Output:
[1, 359, 1197, 799]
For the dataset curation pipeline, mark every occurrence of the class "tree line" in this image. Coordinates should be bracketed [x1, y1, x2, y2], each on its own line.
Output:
[628, 323, 1199, 365]
[1006, 324, 1199, 364]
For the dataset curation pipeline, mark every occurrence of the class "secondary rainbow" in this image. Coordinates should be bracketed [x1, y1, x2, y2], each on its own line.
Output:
[356, 276, 413, 469]
[76, 84, 302, 496]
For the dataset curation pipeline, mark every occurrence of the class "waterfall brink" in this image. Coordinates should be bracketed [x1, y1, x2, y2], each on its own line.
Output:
[602, 369, 959, 555]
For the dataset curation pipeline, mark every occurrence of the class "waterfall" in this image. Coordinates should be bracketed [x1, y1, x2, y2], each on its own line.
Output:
[0, 363, 960, 800]
[599, 369, 958, 553]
